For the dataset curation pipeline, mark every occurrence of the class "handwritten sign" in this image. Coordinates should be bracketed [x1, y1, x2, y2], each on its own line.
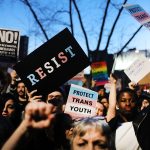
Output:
[0, 28, 20, 62]
[14, 28, 90, 96]
[123, 4, 150, 30]
[124, 57, 150, 84]
[64, 84, 98, 119]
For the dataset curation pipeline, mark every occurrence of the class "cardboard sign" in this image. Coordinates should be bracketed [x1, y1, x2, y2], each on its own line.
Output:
[123, 4, 150, 30]
[14, 28, 90, 96]
[124, 57, 150, 84]
[64, 84, 98, 119]
[138, 72, 150, 85]
[0, 28, 20, 62]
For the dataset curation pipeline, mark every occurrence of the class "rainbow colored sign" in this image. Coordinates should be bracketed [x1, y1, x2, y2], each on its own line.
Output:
[91, 61, 108, 86]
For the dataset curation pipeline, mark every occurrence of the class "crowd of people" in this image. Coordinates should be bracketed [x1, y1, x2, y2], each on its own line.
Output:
[0, 67, 150, 150]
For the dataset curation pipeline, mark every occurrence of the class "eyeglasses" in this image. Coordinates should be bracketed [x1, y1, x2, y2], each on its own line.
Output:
[47, 98, 63, 106]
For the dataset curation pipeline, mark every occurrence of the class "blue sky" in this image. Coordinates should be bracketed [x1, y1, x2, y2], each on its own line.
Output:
[0, 0, 150, 72]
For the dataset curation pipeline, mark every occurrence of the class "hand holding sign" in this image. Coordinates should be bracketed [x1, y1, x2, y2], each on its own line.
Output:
[27, 89, 42, 102]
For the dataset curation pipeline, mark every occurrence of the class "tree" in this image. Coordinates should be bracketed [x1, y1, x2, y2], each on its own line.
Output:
[70, 0, 143, 55]
[14, 0, 143, 56]
[2, 0, 144, 87]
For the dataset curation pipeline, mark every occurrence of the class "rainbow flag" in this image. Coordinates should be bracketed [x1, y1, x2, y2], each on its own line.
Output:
[91, 61, 108, 86]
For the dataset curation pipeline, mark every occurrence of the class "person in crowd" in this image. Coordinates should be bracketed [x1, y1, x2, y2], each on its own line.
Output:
[26, 89, 42, 102]
[0, 69, 11, 95]
[128, 81, 143, 99]
[136, 87, 143, 98]
[70, 117, 111, 150]
[1, 102, 55, 150]
[96, 101, 105, 116]
[8, 80, 29, 111]
[110, 105, 150, 150]
[98, 95, 109, 112]
[45, 86, 73, 149]
[105, 74, 117, 124]
[0, 93, 22, 128]
[46, 88, 66, 113]
[16, 81, 28, 106]
[6, 69, 28, 108]
[6, 69, 20, 93]
[0, 115, 15, 149]
[105, 75, 150, 149]
[1, 101, 73, 150]
[138, 93, 150, 111]
[116, 88, 138, 122]
[0, 93, 22, 148]
[97, 86, 106, 98]
[113, 121, 142, 150]
[25, 86, 67, 111]
[1, 100, 112, 150]
[50, 112, 73, 150]
[128, 81, 150, 111]
[106, 74, 139, 132]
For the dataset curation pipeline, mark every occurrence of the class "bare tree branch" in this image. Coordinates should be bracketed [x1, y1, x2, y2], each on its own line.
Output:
[110, 1, 122, 10]
[72, 0, 90, 56]
[105, 0, 128, 51]
[51, 10, 69, 19]
[96, 0, 111, 51]
[69, 0, 74, 36]
[117, 25, 143, 56]
[23, 0, 49, 41]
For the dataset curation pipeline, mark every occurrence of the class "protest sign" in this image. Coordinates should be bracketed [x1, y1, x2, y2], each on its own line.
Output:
[138, 72, 150, 85]
[124, 57, 150, 84]
[123, 4, 150, 30]
[67, 71, 84, 86]
[14, 28, 90, 96]
[91, 61, 108, 86]
[0, 28, 20, 62]
[64, 84, 98, 119]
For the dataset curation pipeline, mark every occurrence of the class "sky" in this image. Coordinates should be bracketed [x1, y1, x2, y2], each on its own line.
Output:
[0, 0, 150, 72]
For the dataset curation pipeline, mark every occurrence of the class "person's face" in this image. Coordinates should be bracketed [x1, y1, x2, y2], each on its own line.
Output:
[100, 98, 109, 109]
[2, 99, 15, 117]
[141, 99, 149, 109]
[17, 82, 25, 97]
[136, 90, 142, 97]
[96, 102, 104, 116]
[47, 91, 63, 101]
[98, 89, 105, 96]
[47, 91, 63, 112]
[118, 92, 136, 114]
[72, 128, 108, 150]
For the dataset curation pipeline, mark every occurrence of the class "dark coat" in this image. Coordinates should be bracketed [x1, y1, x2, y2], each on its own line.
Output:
[133, 106, 150, 150]
[0, 116, 14, 148]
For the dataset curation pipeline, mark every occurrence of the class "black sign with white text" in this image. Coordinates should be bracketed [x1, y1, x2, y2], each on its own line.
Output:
[14, 28, 90, 96]
[0, 28, 20, 62]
